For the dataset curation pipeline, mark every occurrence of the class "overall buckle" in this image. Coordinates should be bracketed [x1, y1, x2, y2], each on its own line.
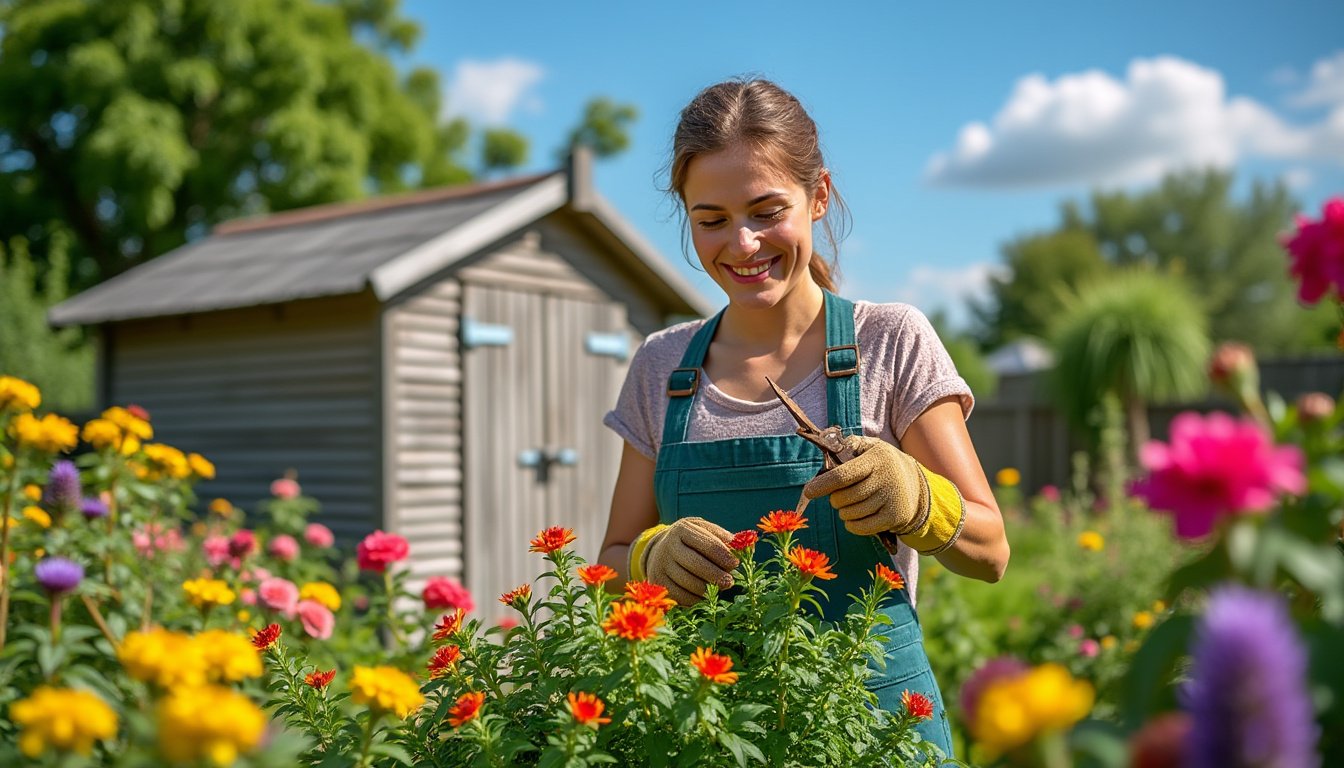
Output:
[824, 345, 860, 378]
[667, 368, 700, 397]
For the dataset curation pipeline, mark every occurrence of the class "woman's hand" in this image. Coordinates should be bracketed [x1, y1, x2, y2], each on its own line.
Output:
[639, 517, 739, 606]
[801, 436, 927, 537]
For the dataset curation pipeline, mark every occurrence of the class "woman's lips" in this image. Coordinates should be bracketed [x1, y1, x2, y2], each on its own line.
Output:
[724, 256, 780, 284]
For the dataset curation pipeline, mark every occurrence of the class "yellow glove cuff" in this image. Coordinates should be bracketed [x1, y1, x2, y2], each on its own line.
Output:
[627, 524, 668, 582]
[899, 467, 967, 556]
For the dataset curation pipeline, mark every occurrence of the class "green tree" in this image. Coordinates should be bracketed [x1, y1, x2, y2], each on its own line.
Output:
[480, 128, 529, 175]
[1049, 270, 1211, 455]
[0, 0, 471, 291]
[564, 97, 638, 158]
[975, 169, 1336, 353]
[928, 311, 998, 400]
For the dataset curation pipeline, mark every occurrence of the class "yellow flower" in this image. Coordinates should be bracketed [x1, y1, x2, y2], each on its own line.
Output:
[22, 506, 51, 529]
[972, 663, 1093, 757]
[1132, 610, 1155, 630]
[194, 630, 262, 683]
[300, 581, 342, 611]
[183, 578, 235, 610]
[119, 628, 208, 688]
[236, 609, 251, 623]
[1152, 600, 1167, 613]
[1077, 531, 1105, 552]
[157, 684, 265, 766]
[0, 376, 41, 412]
[995, 467, 1021, 487]
[81, 419, 122, 450]
[10, 412, 78, 453]
[350, 665, 425, 718]
[22, 484, 42, 501]
[1100, 635, 1117, 650]
[209, 498, 234, 517]
[101, 406, 152, 441]
[188, 453, 216, 480]
[143, 443, 191, 480]
[10, 686, 117, 758]
[120, 435, 141, 456]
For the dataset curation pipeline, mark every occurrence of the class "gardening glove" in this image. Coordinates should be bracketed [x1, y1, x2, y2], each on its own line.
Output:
[629, 517, 739, 607]
[802, 436, 966, 555]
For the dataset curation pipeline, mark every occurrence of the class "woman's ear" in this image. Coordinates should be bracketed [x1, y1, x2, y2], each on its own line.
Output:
[812, 170, 831, 221]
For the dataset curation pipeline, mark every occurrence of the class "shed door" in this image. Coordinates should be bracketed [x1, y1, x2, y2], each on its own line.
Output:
[461, 283, 628, 616]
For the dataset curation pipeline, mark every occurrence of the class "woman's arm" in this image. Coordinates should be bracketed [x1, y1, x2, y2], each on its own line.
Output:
[900, 396, 1010, 582]
[597, 442, 661, 589]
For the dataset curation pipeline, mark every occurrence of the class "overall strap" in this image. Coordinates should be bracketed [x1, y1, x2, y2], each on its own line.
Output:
[822, 291, 862, 434]
[663, 310, 723, 444]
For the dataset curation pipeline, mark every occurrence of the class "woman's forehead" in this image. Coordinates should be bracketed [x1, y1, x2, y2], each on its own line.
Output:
[684, 143, 803, 204]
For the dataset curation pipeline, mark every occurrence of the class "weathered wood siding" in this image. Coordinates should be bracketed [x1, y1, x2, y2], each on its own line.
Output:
[104, 293, 382, 538]
[382, 280, 466, 587]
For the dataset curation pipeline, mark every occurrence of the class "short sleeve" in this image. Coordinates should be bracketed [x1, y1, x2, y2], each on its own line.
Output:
[887, 306, 974, 440]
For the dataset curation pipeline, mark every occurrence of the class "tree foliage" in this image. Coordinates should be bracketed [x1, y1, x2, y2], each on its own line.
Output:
[480, 127, 529, 175]
[564, 97, 638, 159]
[974, 169, 1337, 354]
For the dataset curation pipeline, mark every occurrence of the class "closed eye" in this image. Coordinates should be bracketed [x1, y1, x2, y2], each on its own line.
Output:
[694, 217, 726, 229]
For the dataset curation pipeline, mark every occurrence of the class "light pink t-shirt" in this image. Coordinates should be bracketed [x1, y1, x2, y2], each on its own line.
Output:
[603, 300, 974, 604]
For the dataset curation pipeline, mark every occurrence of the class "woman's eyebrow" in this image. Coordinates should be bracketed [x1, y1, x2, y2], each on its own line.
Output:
[689, 191, 790, 212]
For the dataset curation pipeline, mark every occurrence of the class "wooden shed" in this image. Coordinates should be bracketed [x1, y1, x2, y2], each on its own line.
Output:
[49, 151, 711, 610]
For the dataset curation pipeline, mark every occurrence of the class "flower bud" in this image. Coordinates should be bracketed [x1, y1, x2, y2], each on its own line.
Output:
[1208, 342, 1257, 390]
[42, 461, 81, 521]
[1296, 392, 1335, 424]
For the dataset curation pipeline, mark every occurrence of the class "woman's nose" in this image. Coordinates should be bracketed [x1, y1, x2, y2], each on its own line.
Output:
[732, 226, 761, 257]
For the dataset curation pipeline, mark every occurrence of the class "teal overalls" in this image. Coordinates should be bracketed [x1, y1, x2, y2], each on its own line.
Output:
[653, 292, 955, 756]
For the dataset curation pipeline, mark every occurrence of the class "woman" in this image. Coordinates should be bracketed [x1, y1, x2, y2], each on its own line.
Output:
[598, 79, 1010, 757]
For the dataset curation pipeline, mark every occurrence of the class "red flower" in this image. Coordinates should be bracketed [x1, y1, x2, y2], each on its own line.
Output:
[304, 669, 336, 689]
[758, 510, 807, 533]
[577, 563, 618, 586]
[602, 601, 664, 641]
[786, 546, 838, 580]
[228, 529, 257, 560]
[433, 608, 466, 641]
[355, 530, 410, 573]
[427, 645, 461, 678]
[901, 690, 934, 720]
[873, 563, 905, 592]
[126, 404, 151, 421]
[690, 647, 738, 685]
[728, 530, 758, 550]
[1283, 196, 1344, 304]
[623, 580, 677, 611]
[422, 576, 474, 613]
[250, 623, 282, 651]
[529, 526, 577, 554]
[567, 691, 612, 727]
[499, 583, 531, 608]
[447, 691, 484, 727]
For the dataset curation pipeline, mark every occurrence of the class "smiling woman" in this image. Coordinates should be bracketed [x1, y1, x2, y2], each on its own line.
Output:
[598, 78, 1011, 760]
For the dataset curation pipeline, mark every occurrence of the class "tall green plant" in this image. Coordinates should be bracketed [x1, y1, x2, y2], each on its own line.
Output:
[0, 233, 93, 411]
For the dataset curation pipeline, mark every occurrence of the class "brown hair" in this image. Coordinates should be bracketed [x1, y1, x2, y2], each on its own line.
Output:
[666, 78, 851, 292]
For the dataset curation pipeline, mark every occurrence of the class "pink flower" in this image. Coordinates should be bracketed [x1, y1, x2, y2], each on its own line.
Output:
[1131, 412, 1307, 539]
[1039, 484, 1060, 502]
[133, 523, 185, 558]
[203, 535, 230, 568]
[296, 599, 334, 639]
[239, 566, 271, 584]
[271, 477, 301, 500]
[258, 577, 299, 617]
[240, 588, 257, 606]
[1282, 197, 1344, 304]
[1080, 639, 1100, 658]
[497, 616, 519, 630]
[228, 529, 257, 561]
[355, 530, 409, 572]
[1067, 623, 1084, 639]
[268, 534, 300, 562]
[304, 522, 334, 548]
[960, 656, 1029, 725]
[422, 576, 475, 613]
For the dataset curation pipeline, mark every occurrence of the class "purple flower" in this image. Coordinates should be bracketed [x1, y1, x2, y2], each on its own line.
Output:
[34, 557, 84, 594]
[80, 497, 109, 519]
[43, 460, 81, 516]
[1184, 585, 1319, 768]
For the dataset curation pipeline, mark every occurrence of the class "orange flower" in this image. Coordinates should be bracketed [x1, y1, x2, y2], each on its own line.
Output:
[250, 623, 282, 651]
[567, 691, 612, 727]
[786, 546, 838, 580]
[499, 584, 531, 607]
[433, 608, 466, 641]
[305, 669, 336, 689]
[602, 601, 664, 641]
[689, 647, 739, 685]
[427, 645, 461, 678]
[758, 510, 807, 533]
[728, 530, 758, 550]
[447, 691, 485, 727]
[577, 564, 618, 586]
[901, 690, 934, 720]
[623, 581, 677, 612]
[873, 563, 905, 592]
[529, 526, 577, 554]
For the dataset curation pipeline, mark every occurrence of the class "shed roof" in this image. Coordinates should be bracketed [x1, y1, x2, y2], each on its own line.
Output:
[50, 160, 711, 326]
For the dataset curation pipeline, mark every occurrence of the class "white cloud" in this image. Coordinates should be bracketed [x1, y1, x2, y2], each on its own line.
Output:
[1282, 167, 1314, 190]
[926, 54, 1344, 189]
[445, 58, 545, 124]
[880, 262, 1007, 330]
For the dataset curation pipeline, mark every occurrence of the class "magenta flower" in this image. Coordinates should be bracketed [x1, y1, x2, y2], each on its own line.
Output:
[203, 534, 230, 568]
[1038, 484, 1060, 502]
[296, 599, 334, 639]
[304, 522, 334, 548]
[1282, 196, 1344, 304]
[267, 534, 300, 562]
[228, 529, 257, 561]
[1131, 412, 1306, 539]
[959, 656, 1029, 725]
[258, 577, 299, 618]
[355, 530, 409, 573]
[1079, 639, 1100, 658]
[422, 576, 475, 613]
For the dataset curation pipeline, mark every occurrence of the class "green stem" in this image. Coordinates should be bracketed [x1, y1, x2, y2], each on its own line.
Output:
[356, 711, 381, 768]
[630, 642, 652, 720]
[50, 595, 62, 647]
[0, 460, 20, 651]
[383, 570, 405, 648]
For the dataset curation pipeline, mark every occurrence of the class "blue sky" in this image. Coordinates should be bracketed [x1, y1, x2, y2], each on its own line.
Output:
[401, 1, 1344, 332]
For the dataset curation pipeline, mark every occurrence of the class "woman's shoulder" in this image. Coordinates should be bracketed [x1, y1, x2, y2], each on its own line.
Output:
[853, 300, 935, 339]
[631, 316, 713, 372]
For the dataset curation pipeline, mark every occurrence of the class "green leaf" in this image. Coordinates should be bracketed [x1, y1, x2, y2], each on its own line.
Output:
[368, 742, 414, 765]
[1118, 614, 1193, 730]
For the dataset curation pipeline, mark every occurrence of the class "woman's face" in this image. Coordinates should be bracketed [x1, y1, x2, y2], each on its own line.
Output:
[682, 142, 829, 312]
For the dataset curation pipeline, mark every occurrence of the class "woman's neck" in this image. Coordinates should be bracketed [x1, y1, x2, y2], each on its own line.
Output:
[718, 282, 826, 354]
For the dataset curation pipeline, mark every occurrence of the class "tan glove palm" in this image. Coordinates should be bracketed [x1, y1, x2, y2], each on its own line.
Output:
[642, 517, 739, 606]
[801, 436, 927, 537]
